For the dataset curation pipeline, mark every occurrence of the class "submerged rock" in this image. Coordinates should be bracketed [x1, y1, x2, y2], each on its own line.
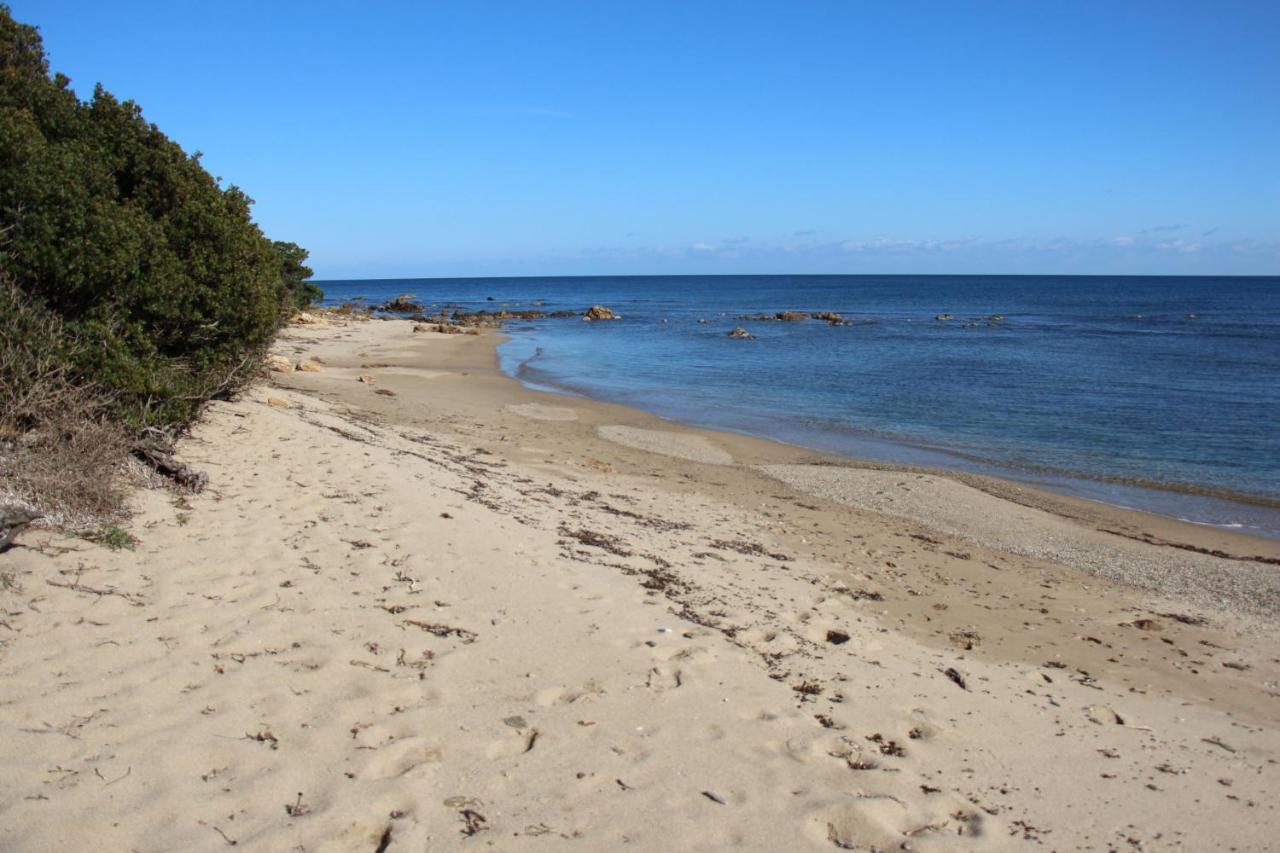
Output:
[583, 305, 620, 321]
[935, 313, 954, 321]
[727, 327, 756, 340]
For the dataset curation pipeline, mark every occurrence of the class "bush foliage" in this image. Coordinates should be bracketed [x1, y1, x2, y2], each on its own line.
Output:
[0, 4, 319, 431]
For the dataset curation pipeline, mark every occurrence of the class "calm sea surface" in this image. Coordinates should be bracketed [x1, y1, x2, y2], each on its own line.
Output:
[318, 275, 1280, 538]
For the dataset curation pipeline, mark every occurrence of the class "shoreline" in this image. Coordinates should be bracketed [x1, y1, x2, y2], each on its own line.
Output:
[490, 329, 1280, 565]
[500, 332, 1280, 537]
[3, 312, 1278, 850]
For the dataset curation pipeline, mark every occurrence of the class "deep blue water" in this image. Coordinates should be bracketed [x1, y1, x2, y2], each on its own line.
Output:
[318, 275, 1280, 537]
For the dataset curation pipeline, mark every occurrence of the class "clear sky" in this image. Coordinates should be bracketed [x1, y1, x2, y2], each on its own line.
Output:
[13, 1, 1280, 278]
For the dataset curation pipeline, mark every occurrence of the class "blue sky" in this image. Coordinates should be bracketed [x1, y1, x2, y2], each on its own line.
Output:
[14, 1, 1280, 278]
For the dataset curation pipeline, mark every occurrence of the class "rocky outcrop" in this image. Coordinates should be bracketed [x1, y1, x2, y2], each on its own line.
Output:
[0, 504, 41, 552]
[935, 314, 954, 321]
[381, 294, 423, 313]
[296, 361, 322, 372]
[775, 311, 809, 322]
[727, 327, 756, 340]
[583, 305, 620, 321]
[266, 355, 294, 373]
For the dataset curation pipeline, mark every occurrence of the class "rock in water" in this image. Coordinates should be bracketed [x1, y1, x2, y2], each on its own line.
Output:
[582, 305, 620, 321]
[380, 294, 423, 313]
[727, 327, 756, 340]
[0, 504, 42, 552]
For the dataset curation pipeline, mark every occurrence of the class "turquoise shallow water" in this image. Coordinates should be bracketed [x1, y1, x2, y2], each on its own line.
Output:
[319, 275, 1280, 537]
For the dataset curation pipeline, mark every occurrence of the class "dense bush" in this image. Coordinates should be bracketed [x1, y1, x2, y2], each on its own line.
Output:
[0, 4, 319, 432]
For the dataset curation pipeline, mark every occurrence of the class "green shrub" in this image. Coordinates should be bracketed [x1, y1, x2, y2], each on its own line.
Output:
[0, 4, 315, 431]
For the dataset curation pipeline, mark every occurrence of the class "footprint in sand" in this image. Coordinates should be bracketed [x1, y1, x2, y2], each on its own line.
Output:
[485, 727, 540, 759]
[644, 664, 683, 692]
[535, 682, 606, 706]
[316, 821, 394, 853]
[363, 737, 444, 779]
[810, 793, 994, 849]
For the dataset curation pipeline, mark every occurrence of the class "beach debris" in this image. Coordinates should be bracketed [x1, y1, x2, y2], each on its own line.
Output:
[708, 539, 791, 561]
[266, 396, 290, 408]
[942, 667, 968, 690]
[0, 504, 42, 552]
[296, 360, 322, 372]
[825, 629, 851, 645]
[375, 388, 397, 397]
[358, 374, 376, 384]
[701, 790, 727, 805]
[560, 526, 632, 557]
[401, 619, 478, 643]
[209, 825, 238, 846]
[245, 730, 279, 750]
[46, 573, 146, 606]
[949, 628, 981, 650]
[284, 792, 312, 817]
[374, 827, 393, 853]
[1085, 706, 1125, 725]
[866, 733, 906, 757]
[459, 808, 488, 836]
[582, 304, 620, 321]
[1124, 618, 1163, 631]
[133, 430, 208, 492]
[503, 716, 527, 729]
[1202, 736, 1237, 753]
[726, 327, 756, 340]
[1156, 611, 1209, 625]
[265, 354, 294, 373]
[793, 679, 824, 698]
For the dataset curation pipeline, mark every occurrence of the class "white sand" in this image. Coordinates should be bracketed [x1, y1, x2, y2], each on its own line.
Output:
[2, 317, 1277, 851]
[598, 425, 734, 465]
[506, 403, 580, 421]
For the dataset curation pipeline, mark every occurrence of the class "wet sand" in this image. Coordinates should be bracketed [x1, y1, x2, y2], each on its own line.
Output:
[1, 312, 1277, 851]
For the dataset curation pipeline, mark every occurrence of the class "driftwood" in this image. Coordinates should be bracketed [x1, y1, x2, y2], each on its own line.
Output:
[133, 432, 208, 493]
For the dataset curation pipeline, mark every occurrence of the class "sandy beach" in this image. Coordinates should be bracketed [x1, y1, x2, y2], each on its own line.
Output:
[2, 312, 1279, 852]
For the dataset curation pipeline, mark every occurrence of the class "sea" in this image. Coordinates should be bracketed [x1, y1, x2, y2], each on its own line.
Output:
[316, 275, 1280, 539]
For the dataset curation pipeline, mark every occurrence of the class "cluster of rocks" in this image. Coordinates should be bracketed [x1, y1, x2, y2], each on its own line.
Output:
[936, 313, 1006, 328]
[265, 355, 322, 373]
[413, 323, 480, 336]
[380, 294, 423, 313]
[726, 327, 755, 340]
[735, 311, 850, 326]
[375, 302, 618, 328]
